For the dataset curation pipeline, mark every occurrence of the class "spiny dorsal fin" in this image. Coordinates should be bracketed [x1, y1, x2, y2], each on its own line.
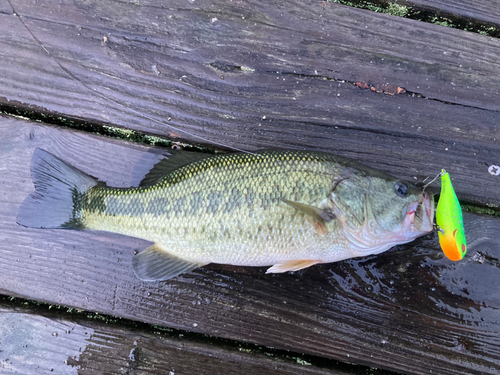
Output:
[140, 150, 216, 186]
[131, 243, 206, 281]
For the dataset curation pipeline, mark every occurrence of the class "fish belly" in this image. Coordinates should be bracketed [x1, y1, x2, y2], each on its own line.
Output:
[82, 151, 350, 266]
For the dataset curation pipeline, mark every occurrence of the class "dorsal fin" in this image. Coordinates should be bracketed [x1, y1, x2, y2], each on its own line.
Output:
[140, 150, 216, 186]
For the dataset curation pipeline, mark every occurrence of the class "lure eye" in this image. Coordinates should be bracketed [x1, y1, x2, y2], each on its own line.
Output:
[394, 181, 408, 197]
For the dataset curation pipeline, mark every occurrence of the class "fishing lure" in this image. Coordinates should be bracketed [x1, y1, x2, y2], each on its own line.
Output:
[435, 169, 467, 261]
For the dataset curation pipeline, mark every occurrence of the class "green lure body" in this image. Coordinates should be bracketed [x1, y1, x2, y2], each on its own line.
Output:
[436, 170, 467, 261]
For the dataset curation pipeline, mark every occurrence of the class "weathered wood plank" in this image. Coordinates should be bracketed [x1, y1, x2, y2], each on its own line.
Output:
[405, 0, 500, 27]
[1, 0, 499, 207]
[1, 117, 500, 374]
[0, 300, 343, 375]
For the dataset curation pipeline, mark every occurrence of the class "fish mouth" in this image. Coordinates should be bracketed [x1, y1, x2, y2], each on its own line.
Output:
[330, 191, 435, 257]
[404, 192, 434, 233]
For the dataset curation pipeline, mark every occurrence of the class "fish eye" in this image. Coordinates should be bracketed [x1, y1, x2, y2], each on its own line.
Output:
[394, 181, 408, 197]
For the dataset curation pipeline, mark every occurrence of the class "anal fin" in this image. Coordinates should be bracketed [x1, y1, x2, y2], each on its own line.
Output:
[132, 243, 206, 281]
[266, 260, 321, 274]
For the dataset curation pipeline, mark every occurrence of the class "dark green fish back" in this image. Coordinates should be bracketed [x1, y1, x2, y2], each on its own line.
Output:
[80, 151, 342, 264]
[84, 150, 340, 217]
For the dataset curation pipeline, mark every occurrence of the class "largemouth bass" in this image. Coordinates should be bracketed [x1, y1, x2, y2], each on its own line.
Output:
[17, 149, 434, 281]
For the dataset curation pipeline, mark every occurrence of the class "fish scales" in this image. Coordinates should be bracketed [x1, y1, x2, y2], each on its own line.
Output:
[82, 151, 342, 265]
[17, 149, 434, 281]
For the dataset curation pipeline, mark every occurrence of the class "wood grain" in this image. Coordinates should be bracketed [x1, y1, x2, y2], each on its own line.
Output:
[0, 300, 343, 375]
[406, 0, 500, 27]
[1, 118, 499, 374]
[0, 0, 499, 208]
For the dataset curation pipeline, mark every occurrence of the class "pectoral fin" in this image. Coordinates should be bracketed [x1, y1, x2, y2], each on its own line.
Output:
[266, 260, 321, 274]
[282, 199, 334, 235]
[132, 243, 206, 281]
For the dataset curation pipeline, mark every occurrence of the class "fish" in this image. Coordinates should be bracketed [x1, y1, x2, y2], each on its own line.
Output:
[17, 148, 435, 281]
[436, 170, 467, 261]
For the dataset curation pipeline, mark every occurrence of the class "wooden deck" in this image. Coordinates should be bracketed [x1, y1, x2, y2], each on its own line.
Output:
[1, 0, 499, 373]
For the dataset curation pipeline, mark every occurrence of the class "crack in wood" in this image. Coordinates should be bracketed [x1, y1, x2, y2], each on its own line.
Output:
[112, 284, 118, 312]
[280, 70, 500, 112]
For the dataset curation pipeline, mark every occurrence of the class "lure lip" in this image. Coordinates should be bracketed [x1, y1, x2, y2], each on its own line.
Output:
[438, 226, 467, 261]
[439, 231, 465, 261]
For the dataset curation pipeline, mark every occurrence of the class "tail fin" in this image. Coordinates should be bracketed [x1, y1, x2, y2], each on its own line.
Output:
[17, 149, 98, 229]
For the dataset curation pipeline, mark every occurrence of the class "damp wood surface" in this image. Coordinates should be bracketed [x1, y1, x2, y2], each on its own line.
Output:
[1, 0, 500, 373]
[0, 300, 342, 375]
[404, 0, 500, 27]
[1, 118, 500, 375]
[1, 0, 500, 209]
